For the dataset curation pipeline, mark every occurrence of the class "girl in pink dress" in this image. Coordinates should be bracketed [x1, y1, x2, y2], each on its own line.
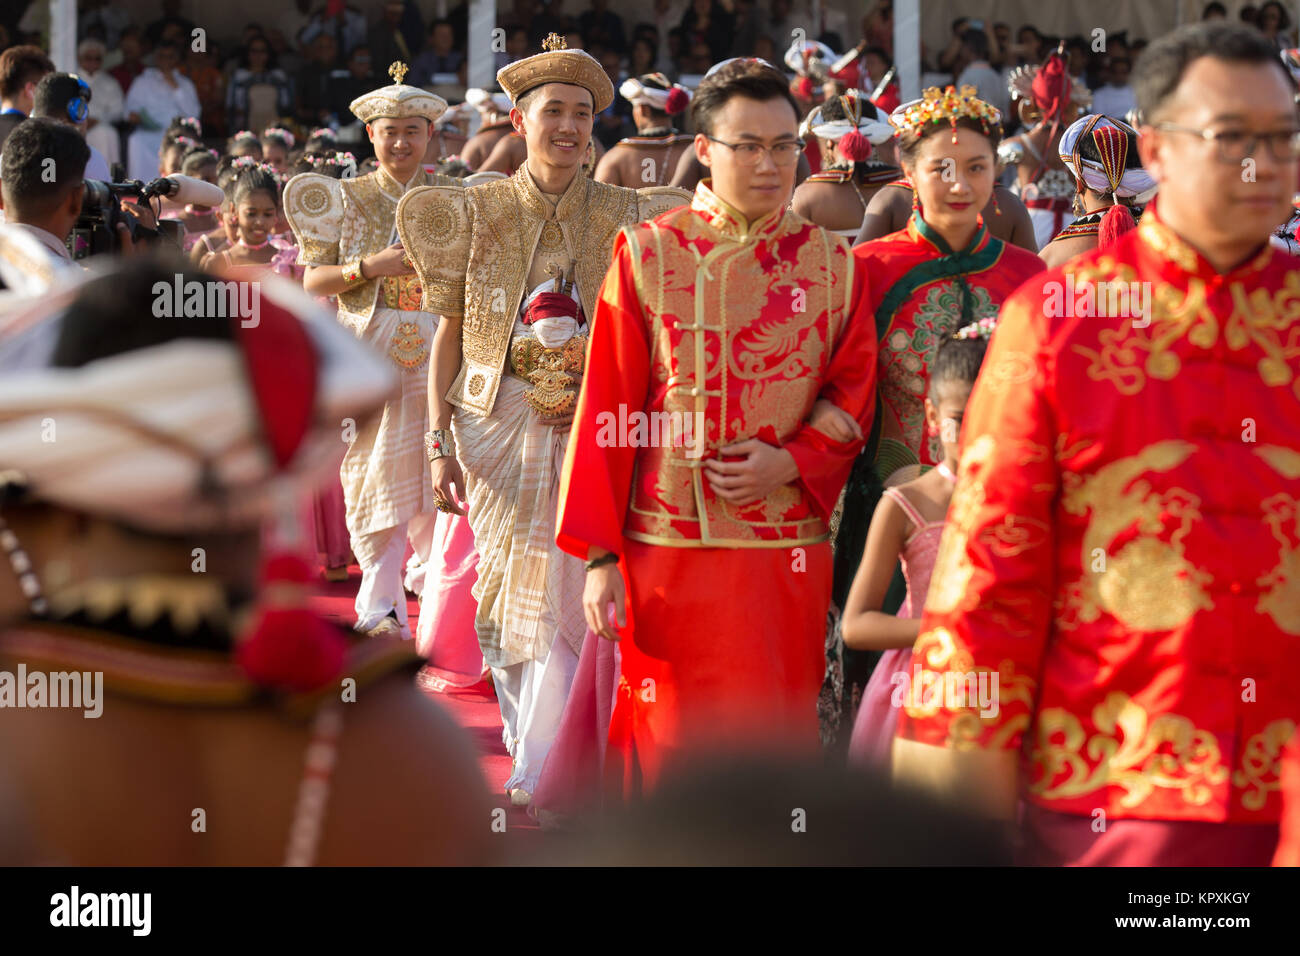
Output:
[843, 321, 994, 768]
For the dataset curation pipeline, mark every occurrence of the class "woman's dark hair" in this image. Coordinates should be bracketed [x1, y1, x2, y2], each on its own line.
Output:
[1202, 1, 1228, 17]
[229, 165, 281, 208]
[1259, 1, 1290, 30]
[896, 115, 1001, 168]
[1133, 22, 1290, 121]
[690, 59, 800, 138]
[240, 33, 276, 70]
[929, 331, 990, 399]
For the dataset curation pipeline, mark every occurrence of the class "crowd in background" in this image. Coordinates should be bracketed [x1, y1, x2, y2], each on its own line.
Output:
[6, 1, 1293, 175]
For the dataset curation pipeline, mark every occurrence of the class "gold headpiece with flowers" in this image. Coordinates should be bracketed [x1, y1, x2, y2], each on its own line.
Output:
[889, 85, 1002, 144]
[496, 32, 615, 113]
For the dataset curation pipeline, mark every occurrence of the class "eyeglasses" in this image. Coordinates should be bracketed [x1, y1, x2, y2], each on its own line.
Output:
[705, 135, 805, 166]
[1155, 122, 1300, 163]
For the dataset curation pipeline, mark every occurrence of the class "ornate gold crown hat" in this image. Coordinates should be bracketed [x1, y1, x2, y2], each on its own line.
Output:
[889, 85, 1002, 143]
[350, 61, 449, 124]
[496, 33, 615, 113]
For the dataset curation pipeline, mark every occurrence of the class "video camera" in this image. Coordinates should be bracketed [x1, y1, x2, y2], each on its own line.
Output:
[68, 176, 193, 259]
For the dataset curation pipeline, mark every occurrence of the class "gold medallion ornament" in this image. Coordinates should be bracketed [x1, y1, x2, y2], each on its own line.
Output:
[388, 320, 429, 370]
[539, 220, 565, 252]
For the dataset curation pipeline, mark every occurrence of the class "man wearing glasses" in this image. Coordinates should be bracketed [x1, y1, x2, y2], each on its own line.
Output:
[556, 58, 878, 796]
[893, 21, 1300, 866]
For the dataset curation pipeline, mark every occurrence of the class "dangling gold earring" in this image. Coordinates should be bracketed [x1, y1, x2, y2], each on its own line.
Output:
[911, 187, 920, 212]
[993, 192, 1002, 216]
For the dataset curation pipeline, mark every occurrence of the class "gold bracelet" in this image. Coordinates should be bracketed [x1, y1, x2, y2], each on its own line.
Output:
[341, 259, 367, 285]
[425, 429, 456, 462]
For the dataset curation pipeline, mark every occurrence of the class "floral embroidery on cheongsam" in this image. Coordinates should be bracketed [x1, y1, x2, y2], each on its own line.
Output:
[881, 281, 999, 464]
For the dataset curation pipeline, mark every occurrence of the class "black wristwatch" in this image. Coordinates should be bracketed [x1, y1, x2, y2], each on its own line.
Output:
[584, 551, 619, 572]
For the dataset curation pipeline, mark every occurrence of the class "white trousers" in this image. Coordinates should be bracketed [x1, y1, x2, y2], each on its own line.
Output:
[491, 634, 580, 794]
[354, 512, 438, 635]
[403, 511, 438, 597]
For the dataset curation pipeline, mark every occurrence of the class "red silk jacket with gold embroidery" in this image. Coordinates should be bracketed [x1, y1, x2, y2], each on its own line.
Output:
[896, 201, 1300, 823]
[556, 182, 878, 552]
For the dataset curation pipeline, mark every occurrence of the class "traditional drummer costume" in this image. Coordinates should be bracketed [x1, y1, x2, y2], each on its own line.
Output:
[593, 73, 693, 188]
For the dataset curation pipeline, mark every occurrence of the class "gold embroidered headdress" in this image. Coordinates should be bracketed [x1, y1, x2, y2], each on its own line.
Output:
[350, 60, 449, 124]
[889, 85, 1002, 144]
[496, 33, 615, 112]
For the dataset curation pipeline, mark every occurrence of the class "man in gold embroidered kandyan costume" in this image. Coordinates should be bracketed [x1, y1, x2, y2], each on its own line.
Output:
[893, 22, 1300, 865]
[286, 62, 463, 639]
[398, 34, 689, 804]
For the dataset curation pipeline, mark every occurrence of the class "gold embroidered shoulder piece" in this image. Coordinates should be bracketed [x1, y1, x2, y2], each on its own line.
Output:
[284, 172, 343, 267]
[404, 169, 645, 416]
[635, 185, 693, 221]
[397, 184, 472, 319]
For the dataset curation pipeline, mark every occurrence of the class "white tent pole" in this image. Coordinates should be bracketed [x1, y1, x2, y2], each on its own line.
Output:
[895, 0, 921, 102]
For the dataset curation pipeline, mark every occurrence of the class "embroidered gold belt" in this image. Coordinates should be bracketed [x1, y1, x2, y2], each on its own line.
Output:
[509, 333, 587, 417]
[381, 274, 424, 311]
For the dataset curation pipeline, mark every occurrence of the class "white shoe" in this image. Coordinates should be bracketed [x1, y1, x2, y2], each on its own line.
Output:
[362, 617, 402, 639]
[509, 788, 532, 807]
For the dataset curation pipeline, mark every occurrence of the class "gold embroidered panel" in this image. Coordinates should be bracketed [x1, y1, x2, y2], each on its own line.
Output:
[399, 167, 647, 415]
[620, 204, 854, 546]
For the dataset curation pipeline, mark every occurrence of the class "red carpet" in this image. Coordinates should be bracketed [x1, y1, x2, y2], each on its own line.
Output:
[309, 561, 550, 855]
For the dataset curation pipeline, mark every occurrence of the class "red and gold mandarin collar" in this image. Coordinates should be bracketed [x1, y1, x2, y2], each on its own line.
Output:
[1135, 196, 1274, 280]
[690, 179, 788, 243]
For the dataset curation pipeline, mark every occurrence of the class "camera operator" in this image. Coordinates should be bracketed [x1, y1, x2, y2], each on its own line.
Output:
[0, 118, 154, 279]
[31, 73, 112, 182]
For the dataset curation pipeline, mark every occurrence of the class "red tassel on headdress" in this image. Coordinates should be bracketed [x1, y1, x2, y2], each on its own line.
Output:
[665, 86, 689, 115]
[1098, 203, 1137, 250]
[837, 129, 872, 162]
[236, 554, 348, 692]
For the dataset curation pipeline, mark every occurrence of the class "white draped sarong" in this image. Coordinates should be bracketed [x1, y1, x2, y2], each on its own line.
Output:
[454, 374, 586, 670]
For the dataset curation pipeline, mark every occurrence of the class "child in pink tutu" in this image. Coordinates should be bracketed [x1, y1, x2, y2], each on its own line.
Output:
[842, 320, 994, 769]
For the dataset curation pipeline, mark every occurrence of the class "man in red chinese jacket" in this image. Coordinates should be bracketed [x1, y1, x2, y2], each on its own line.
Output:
[556, 59, 878, 795]
[894, 21, 1300, 866]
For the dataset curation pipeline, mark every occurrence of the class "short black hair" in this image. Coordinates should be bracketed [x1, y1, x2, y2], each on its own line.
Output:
[690, 59, 799, 138]
[0, 44, 54, 100]
[961, 28, 989, 61]
[1202, 1, 1227, 16]
[0, 118, 90, 215]
[1133, 21, 1292, 121]
[31, 72, 91, 122]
